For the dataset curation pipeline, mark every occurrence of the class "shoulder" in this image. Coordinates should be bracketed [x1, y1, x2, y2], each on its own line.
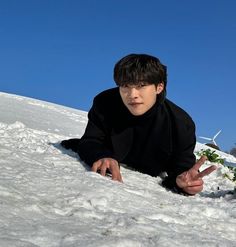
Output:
[94, 87, 120, 106]
[95, 87, 120, 100]
[164, 99, 195, 128]
[92, 88, 125, 119]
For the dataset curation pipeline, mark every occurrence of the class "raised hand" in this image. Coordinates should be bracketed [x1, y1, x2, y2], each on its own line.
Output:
[176, 156, 217, 195]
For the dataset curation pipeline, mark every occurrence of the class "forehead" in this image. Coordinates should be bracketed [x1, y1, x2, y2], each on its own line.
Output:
[120, 81, 151, 86]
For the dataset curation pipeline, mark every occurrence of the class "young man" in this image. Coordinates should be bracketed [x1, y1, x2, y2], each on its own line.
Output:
[61, 54, 216, 195]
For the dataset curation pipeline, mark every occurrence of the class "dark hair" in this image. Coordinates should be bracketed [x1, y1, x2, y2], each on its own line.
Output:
[113, 54, 167, 88]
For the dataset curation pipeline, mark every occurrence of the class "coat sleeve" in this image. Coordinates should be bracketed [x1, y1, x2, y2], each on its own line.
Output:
[162, 114, 196, 194]
[75, 98, 116, 166]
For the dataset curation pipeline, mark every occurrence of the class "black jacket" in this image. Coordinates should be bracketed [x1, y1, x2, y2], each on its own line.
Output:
[62, 87, 196, 191]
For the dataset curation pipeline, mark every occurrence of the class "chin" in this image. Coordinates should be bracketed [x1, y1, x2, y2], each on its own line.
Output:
[129, 110, 144, 116]
[126, 105, 146, 116]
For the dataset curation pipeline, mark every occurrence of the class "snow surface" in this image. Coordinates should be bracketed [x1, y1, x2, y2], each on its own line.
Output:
[0, 92, 236, 247]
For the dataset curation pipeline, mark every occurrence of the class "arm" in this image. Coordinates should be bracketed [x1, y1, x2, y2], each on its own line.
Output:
[61, 99, 114, 165]
[162, 115, 197, 194]
[76, 98, 117, 166]
[162, 117, 216, 195]
[74, 98, 123, 182]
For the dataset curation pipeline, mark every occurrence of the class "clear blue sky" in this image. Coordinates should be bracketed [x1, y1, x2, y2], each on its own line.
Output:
[0, 0, 235, 151]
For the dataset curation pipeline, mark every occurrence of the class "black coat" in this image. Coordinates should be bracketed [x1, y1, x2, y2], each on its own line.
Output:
[62, 87, 196, 191]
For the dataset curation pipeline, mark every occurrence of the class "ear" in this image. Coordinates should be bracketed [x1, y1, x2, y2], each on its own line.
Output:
[156, 82, 164, 95]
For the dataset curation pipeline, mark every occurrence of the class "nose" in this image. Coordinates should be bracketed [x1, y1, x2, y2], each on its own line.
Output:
[128, 87, 138, 98]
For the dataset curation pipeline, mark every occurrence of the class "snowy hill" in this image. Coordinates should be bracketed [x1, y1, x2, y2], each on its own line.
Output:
[0, 92, 235, 247]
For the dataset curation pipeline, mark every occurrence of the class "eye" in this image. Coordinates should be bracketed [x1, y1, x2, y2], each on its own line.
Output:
[138, 83, 147, 88]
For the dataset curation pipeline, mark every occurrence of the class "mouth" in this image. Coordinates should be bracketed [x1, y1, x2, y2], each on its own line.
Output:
[128, 102, 143, 109]
[128, 102, 142, 106]
[129, 103, 142, 108]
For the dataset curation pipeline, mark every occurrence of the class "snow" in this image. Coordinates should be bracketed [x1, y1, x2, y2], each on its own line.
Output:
[0, 92, 235, 247]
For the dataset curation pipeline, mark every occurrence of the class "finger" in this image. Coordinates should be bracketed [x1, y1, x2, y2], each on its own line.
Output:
[100, 160, 108, 176]
[186, 178, 203, 187]
[177, 174, 203, 188]
[114, 169, 123, 183]
[197, 165, 217, 178]
[184, 185, 203, 195]
[91, 160, 102, 172]
[110, 162, 123, 183]
[191, 155, 208, 172]
[112, 171, 123, 182]
[176, 172, 189, 188]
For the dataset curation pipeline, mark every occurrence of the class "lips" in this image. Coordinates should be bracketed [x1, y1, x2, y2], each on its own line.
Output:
[128, 102, 142, 106]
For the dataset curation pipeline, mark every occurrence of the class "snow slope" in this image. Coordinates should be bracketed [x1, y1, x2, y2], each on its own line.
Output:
[0, 92, 235, 247]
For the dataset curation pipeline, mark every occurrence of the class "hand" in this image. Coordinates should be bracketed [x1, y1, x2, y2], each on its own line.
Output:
[92, 158, 123, 183]
[176, 156, 217, 195]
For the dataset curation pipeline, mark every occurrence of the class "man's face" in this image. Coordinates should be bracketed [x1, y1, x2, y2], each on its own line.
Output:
[119, 83, 164, 116]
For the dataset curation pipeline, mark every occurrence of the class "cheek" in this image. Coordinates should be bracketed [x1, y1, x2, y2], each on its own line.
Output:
[147, 93, 157, 105]
[119, 92, 127, 104]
